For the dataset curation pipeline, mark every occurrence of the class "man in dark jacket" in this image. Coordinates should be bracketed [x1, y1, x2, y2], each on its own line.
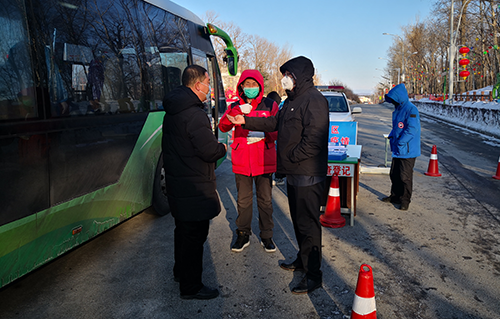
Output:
[382, 83, 421, 210]
[162, 65, 227, 300]
[227, 56, 329, 295]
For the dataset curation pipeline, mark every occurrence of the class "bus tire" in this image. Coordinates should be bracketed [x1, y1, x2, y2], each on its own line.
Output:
[152, 154, 170, 216]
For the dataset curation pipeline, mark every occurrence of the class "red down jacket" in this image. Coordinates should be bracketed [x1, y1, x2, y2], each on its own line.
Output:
[219, 70, 278, 176]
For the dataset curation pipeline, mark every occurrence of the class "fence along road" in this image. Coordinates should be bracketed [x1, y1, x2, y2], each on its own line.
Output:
[0, 103, 499, 318]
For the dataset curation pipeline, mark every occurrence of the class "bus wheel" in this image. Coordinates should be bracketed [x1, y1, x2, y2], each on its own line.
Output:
[152, 154, 170, 216]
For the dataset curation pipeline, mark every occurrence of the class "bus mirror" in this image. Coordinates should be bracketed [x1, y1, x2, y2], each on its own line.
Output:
[207, 23, 238, 76]
[225, 49, 237, 76]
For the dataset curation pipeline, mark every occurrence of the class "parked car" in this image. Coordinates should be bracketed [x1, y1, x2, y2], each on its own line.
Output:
[316, 86, 362, 121]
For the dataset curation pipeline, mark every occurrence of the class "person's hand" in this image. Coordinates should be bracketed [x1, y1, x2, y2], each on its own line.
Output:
[227, 114, 245, 125]
[223, 143, 228, 152]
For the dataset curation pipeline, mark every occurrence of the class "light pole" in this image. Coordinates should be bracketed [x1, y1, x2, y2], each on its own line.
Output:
[448, 0, 472, 104]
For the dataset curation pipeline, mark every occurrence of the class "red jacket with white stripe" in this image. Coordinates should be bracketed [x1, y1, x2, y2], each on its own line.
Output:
[219, 70, 278, 176]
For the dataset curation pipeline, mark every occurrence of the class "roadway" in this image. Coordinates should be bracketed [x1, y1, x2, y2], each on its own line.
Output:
[0, 102, 499, 319]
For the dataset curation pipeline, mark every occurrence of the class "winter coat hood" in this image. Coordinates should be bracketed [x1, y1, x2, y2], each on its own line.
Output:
[163, 85, 203, 115]
[237, 69, 265, 104]
[385, 83, 409, 108]
[279, 56, 315, 100]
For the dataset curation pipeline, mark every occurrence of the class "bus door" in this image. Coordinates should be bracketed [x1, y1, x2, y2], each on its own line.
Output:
[191, 48, 226, 136]
[191, 48, 228, 167]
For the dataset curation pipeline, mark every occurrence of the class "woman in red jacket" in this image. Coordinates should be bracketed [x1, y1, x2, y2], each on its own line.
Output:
[219, 70, 278, 253]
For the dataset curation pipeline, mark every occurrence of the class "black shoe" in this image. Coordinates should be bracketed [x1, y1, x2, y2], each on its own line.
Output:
[261, 238, 276, 253]
[400, 203, 409, 211]
[180, 285, 219, 300]
[381, 196, 401, 204]
[280, 260, 304, 272]
[231, 231, 250, 252]
[291, 276, 322, 295]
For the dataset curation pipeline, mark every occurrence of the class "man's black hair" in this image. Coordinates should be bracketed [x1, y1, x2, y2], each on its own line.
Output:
[182, 65, 208, 87]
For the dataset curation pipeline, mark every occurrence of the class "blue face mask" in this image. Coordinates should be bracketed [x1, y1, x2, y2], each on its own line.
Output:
[243, 87, 260, 99]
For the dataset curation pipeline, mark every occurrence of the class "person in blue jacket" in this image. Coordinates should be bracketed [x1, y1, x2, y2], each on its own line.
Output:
[382, 83, 421, 210]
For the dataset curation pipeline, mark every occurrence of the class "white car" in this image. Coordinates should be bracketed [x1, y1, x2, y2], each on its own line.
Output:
[316, 86, 362, 121]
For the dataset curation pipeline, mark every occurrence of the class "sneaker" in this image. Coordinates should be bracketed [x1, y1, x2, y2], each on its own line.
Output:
[261, 238, 276, 253]
[275, 178, 285, 186]
[400, 203, 409, 211]
[231, 231, 250, 252]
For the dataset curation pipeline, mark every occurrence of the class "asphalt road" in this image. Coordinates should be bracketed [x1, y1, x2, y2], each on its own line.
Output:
[0, 103, 499, 319]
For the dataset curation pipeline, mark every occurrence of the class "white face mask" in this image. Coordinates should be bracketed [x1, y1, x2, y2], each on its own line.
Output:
[198, 82, 211, 102]
[281, 75, 294, 91]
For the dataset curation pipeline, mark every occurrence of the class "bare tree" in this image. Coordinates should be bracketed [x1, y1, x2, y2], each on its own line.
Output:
[203, 11, 250, 73]
[202, 11, 293, 96]
[328, 79, 360, 103]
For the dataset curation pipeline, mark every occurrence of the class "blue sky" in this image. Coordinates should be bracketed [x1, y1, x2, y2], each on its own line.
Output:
[174, 0, 434, 94]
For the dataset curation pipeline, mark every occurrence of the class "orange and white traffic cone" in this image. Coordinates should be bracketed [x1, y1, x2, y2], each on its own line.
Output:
[493, 156, 500, 180]
[320, 175, 345, 228]
[424, 145, 442, 177]
[351, 264, 377, 319]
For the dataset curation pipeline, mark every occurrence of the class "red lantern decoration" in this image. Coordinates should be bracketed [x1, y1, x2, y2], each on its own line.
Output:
[459, 58, 470, 68]
[459, 46, 470, 56]
[459, 70, 470, 80]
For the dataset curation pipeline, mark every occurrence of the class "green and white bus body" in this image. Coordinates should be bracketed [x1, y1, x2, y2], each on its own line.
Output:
[0, 0, 237, 288]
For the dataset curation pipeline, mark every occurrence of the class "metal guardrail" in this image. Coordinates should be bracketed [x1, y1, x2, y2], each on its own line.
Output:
[413, 91, 494, 102]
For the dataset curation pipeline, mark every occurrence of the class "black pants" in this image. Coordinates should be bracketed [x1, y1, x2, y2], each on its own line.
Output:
[287, 181, 325, 282]
[173, 218, 209, 295]
[235, 173, 274, 239]
[390, 157, 416, 205]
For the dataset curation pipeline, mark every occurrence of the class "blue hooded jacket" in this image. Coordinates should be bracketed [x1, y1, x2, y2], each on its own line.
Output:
[385, 83, 421, 158]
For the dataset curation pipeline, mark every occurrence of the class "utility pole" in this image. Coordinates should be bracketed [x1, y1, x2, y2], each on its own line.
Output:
[448, 0, 455, 105]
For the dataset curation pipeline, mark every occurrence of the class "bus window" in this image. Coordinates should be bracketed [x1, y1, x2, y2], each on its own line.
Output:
[159, 51, 189, 102]
[35, 0, 192, 116]
[0, 10, 36, 120]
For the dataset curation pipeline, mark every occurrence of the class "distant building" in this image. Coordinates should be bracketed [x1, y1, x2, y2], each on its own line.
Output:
[359, 96, 372, 104]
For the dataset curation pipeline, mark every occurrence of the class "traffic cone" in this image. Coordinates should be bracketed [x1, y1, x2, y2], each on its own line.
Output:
[424, 145, 442, 177]
[493, 156, 500, 180]
[351, 264, 377, 319]
[320, 175, 345, 228]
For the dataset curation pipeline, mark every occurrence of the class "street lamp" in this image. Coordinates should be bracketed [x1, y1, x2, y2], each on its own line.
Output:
[448, 0, 472, 105]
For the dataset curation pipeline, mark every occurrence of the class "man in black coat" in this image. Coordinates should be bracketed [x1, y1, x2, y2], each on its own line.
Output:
[227, 56, 329, 294]
[162, 65, 227, 300]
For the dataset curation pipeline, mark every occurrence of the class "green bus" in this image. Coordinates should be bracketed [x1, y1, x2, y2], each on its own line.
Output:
[0, 0, 237, 288]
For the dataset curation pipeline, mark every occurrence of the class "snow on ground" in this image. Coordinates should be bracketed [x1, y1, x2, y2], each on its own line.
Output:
[412, 86, 500, 138]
